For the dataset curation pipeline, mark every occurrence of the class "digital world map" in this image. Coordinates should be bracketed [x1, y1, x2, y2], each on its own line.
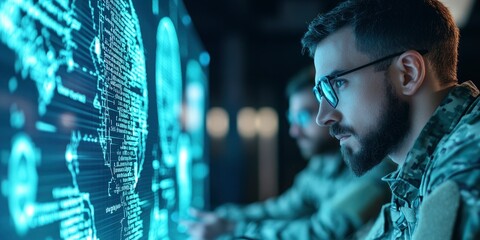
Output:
[0, 0, 209, 239]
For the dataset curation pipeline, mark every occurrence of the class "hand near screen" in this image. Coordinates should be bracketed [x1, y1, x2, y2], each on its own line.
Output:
[181, 208, 235, 240]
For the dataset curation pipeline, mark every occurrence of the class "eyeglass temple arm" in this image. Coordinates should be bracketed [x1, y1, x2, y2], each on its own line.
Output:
[330, 49, 428, 79]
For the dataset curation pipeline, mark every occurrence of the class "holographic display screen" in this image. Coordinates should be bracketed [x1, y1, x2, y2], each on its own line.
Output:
[0, 0, 209, 239]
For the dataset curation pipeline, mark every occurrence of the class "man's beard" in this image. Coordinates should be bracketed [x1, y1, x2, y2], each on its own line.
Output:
[331, 80, 410, 176]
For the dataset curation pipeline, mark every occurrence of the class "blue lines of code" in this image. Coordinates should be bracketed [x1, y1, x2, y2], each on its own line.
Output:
[90, 0, 147, 238]
[0, 0, 208, 239]
[0, 0, 81, 115]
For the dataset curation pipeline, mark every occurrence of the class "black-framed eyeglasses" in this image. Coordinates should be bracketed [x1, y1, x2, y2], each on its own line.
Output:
[312, 50, 428, 108]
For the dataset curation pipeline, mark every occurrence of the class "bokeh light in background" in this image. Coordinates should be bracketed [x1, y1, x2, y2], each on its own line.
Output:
[237, 107, 257, 139]
[207, 107, 229, 138]
[256, 107, 278, 138]
[185, 81, 204, 131]
[237, 107, 279, 139]
[440, 0, 476, 27]
[207, 106, 279, 140]
[199, 51, 211, 67]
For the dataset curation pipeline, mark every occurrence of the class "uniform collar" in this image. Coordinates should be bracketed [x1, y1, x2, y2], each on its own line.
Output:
[384, 81, 479, 200]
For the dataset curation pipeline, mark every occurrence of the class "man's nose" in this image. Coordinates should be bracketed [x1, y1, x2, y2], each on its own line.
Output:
[315, 98, 339, 126]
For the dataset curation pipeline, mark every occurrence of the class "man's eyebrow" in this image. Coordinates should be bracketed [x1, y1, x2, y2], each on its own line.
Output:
[328, 70, 347, 77]
[316, 70, 347, 82]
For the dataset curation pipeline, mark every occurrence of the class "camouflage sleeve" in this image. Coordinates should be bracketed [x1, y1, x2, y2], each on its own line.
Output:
[236, 213, 353, 240]
[455, 173, 480, 240]
[444, 150, 480, 239]
[215, 170, 315, 222]
[427, 121, 480, 239]
[227, 165, 392, 240]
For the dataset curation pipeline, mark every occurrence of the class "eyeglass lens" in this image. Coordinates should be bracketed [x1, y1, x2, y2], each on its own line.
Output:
[287, 110, 312, 127]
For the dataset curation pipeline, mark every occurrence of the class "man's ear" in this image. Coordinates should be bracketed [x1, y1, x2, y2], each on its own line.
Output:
[393, 50, 426, 96]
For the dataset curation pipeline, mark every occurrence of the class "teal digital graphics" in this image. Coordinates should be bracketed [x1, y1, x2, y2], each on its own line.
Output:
[0, 0, 208, 239]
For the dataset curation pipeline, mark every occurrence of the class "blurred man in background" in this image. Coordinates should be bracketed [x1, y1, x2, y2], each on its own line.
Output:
[182, 66, 394, 239]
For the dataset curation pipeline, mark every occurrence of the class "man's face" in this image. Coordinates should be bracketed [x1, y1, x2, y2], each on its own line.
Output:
[288, 88, 338, 159]
[313, 27, 411, 175]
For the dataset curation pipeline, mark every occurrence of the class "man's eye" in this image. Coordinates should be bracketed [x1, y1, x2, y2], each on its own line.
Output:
[333, 79, 345, 88]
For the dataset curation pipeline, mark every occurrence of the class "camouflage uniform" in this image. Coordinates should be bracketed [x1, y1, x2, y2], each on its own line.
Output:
[367, 81, 480, 240]
[215, 153, 394, 240]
